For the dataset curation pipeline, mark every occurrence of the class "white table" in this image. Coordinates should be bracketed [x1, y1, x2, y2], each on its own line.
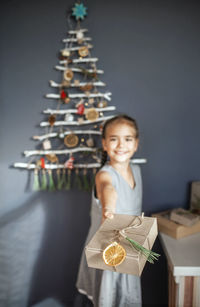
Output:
[159, 232, 200, 307]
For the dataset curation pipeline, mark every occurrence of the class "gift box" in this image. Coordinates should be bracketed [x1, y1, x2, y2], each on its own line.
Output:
[152, 210, 200, 239]
[85, 214, 158, 276]
[170, 208, 199, 227]
[190, 181, 200, 214]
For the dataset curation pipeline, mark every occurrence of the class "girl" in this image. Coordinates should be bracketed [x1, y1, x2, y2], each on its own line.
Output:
[75, 114, 142, 307]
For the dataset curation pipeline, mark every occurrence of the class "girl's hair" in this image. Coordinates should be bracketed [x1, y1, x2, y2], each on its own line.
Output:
[100, 114, 139, 167]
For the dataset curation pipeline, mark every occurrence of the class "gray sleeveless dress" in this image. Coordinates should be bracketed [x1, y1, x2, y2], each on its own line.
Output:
[76, 163, 143, 307]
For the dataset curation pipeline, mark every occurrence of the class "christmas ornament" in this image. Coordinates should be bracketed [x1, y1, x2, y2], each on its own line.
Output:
[78, 46, 89, 57]
[61, 80, 71, 88]
[48, 115, 56, 127]
[85, 108, 99, 121]
[86, 137, 94, 147]
[80, 83, 93, 91]
[88, 98, 94, 104]
[61, 49, 70, 57]
[64, 133, 79, 147]
[77, 103, 85, 115]
[76, 30, 84, 44]
[46, 154, 58, 163]
[64, 69, 74, 81]
[64, 156, 75, 169]
[64, 113, 74, 122]
[97, 100, 107, 108]
[72, 3, 87, 21]
[43, 139, 51, 150]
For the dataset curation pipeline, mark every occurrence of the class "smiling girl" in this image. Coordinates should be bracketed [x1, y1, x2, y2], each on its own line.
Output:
[75, 114, 143, 307]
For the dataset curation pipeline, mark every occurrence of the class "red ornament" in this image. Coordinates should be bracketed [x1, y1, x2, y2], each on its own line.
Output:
[77, 103, 85, 115]
[64, 156, 75, 169]
[40, 157, 45, 169]
[60, 90, 68, 100]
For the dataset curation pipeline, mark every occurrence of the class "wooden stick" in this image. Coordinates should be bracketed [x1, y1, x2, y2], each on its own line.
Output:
[40, 115, 115, 127]
[13, 159, 147, 169]
[45, 92, 112, 101]
[61, 44, 92, 52]
[49, 80, 105, 88]
[24, 147, 97, 157]
[33, 130, 101, 141]
[68, 29, 88, 34]
[43, 106, 116, 115]
[59, 57, 98, 64]
[62, 37, 92, 43]
[55, 66, 104, 74]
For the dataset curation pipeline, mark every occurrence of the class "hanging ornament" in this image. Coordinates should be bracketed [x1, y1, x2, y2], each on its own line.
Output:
[72, 3, 87, 21]
[97, 100, 107, 108]
[43, 139, 51, 150]
[76, 30, 84, 44]
[40, 169, 47, 190]
[78, 117, 84, 124]
[78, 46, 89, 57]
[64, 133, 79, 147]
[48, 114, 56, 127]
[65, 113, 74, 122]
[77, 103, 85, 115]
[86, 137, 94, 147]
[74, 79, 80, 86]
[48, 169, 56, 191]
[80, 83, 93, 92]
[85, 108, 99, 121]
[60, 89, 70, 103]
[61, 80, 71, 88]
[64, 69, 74, 81]
[33, 168, 40, 191]
[46, 154, 58, 163]
[88, 98, 94, 104]
[64, 156, 75, 169]
[61, 49, 71, 57]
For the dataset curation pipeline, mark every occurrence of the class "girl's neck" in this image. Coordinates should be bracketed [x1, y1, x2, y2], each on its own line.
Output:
[108, 160, 130, 174]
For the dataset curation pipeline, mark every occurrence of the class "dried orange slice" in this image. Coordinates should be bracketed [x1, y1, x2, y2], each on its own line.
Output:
[102, 242, 126, 267]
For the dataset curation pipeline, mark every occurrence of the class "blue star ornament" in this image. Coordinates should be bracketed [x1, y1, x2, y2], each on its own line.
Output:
[72, 3, 87, 20]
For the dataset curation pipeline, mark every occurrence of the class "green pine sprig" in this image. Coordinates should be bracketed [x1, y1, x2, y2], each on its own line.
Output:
[126, 237, 160, 264]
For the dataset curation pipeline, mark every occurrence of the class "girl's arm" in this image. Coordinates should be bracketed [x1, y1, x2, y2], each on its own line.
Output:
[95, 171, 117, 223]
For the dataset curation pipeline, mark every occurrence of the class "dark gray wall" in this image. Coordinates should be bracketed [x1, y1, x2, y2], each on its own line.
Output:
[1, 0, 199, 306]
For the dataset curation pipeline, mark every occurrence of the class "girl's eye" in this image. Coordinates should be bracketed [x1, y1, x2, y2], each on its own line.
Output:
[110, 138, 117, 142]
[126, 138, 133, 142]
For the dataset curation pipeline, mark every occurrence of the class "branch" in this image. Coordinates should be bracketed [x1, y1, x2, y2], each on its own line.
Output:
[61, 44, 92, 52]
[62, 37, 92, 43]
[49, 80, 105, 88]
[59, 57, 98, 65]
[13, 159, 147, 169]
[33, 129, 101, 141]
[24, 147, 97, 157]
[45, 92, 112, 101]
[43, 106, 116, 114]
[55, 66, 104, 74]
[40, 115, 115, 127]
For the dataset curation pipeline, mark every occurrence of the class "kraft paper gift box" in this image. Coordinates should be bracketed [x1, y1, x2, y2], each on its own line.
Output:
[85, 214, 158, 276]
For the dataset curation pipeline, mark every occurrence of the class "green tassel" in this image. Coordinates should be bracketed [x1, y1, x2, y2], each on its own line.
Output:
[90, 168, 97, 187]
[65, 169, 71, 190]
[56, 169, 63, 190]
[40, 169, 47, 190]
[126, 237, 160, 264]
[83, 169, 90, 191]
[33, 168, 40, 191]
[48, 169, 56, 191]
[74, 168, 82, 190]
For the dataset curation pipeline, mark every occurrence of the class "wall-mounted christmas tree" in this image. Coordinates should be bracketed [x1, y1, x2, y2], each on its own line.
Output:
[13, 2, 146, 191]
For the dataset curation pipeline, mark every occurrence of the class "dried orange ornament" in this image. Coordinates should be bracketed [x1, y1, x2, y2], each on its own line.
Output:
[103, 242, 126, 267]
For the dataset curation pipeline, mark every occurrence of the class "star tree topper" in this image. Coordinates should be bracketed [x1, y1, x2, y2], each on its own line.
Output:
[72, 2, 87, 20]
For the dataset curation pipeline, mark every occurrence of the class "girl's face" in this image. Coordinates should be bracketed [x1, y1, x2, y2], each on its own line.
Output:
[102, 122, 138, 165]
